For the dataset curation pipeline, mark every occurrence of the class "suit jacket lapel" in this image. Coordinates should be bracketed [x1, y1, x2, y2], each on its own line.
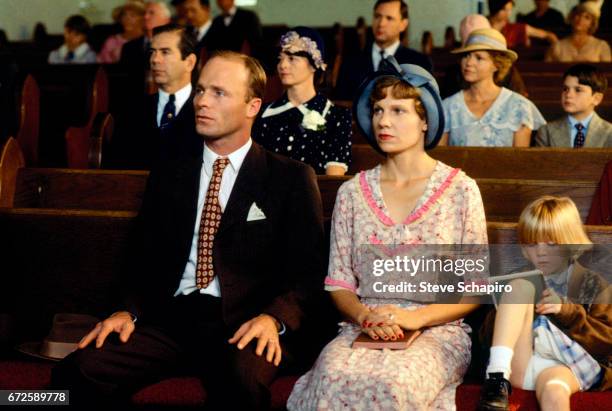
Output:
[217, 143, 267, 237]
[174, 148, 205, 256]
[551, 118, 570, 147]
[365, 44, 375, 72]
[150, 92, 160, 130]
[586, 113, 605, 147]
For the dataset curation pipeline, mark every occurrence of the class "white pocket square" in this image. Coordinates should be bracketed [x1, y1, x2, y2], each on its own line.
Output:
[246, 202, 266, 221]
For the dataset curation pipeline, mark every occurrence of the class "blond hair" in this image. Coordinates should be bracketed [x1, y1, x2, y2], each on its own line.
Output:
[518, 196, 592, 248]
[208, 50, 267, 101]
[488, 50, 513, 85]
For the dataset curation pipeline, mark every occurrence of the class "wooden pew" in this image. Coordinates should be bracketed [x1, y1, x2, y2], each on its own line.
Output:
[28, 65, 109, 167]
[0, 164, 599, 222]
[0, 138, 25, 208]
[9, 167, 147, 211]
[349, 145, 612, 181]
[65, 67, 110, 168]
[1, 206, 610, 341]
[15, 75, 40, 166]
[0, 205, 610, 410]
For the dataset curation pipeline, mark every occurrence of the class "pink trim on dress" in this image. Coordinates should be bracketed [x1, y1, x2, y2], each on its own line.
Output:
[359, 172, 394, 226]
[359, 168, 461, 226]
[324, 277, 357, 292]
[403, 168, 460, 224]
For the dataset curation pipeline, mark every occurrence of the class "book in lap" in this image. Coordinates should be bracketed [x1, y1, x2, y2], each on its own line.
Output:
[352, 330, 422, 350]
[490, 269, 546, 307]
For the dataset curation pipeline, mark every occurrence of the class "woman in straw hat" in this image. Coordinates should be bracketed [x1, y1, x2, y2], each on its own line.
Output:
[545, 1, 611, 63]
[440, 28, 545, 147]
[98, 1, 145, 63]
[252, 27, 352, 175]
[287, 59, 487, 410]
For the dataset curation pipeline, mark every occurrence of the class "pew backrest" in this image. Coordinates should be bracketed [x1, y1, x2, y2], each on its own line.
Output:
[0, 168, 600, 222]
[350, 145, 612, 181]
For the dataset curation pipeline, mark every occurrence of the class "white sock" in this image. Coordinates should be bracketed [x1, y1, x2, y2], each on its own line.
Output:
[486, 346, 514, 381]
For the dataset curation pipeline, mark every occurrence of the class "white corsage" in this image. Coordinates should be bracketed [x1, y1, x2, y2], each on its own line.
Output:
[299, 100, 333, 132]
[301, 109, 327, 131]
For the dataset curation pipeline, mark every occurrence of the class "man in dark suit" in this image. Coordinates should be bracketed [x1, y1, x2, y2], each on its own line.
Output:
[51, 50, 325, 410]
[113, 23, 197, 169]
[334, 0, 432, 100]
[119, 1, 171, 97]
[207, 0, 264, 56]
[174, 0, 214, 54]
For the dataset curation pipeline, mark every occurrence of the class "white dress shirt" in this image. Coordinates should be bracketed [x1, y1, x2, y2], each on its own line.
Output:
[174, 138, 253, 297]
[157, 83, 192, 127]
[195, 20, 212, 42]
[372, 40, 401, 71]
[223, 6, 238, 26]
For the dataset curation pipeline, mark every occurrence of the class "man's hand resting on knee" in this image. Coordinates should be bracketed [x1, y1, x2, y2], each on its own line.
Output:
[228, 314, 282, 366]
[78, 311, 136, 349]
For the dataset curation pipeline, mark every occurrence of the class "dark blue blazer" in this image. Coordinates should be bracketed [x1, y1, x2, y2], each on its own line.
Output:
[334, 42, 433, 101]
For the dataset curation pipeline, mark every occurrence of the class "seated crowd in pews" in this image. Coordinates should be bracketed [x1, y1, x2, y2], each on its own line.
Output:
[0, 0, 611, 410]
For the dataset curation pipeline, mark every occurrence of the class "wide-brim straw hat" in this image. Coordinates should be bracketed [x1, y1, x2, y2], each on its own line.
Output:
[451, 28, 518, 62]
[576, 1, 601, 19]
[353, 57, 445, 153]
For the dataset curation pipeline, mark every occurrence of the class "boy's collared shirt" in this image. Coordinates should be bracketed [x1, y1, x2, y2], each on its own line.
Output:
[567, 112, 595, 146]
[48, 43, 96, 64]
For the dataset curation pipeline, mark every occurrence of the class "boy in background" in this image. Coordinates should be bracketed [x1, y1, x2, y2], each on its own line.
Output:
[536, 64, 612, 148]
[48, 15, 96, 64]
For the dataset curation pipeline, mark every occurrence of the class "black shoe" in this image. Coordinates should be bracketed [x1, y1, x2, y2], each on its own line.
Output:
[477, 372, 512, 411]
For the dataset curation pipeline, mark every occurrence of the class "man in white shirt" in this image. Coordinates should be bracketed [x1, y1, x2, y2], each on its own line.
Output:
[53, 51, 326, 410]
[335, 0, 432, 100]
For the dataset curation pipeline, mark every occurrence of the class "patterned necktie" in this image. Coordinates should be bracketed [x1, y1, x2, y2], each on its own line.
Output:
[574, 123, 585, 148]
[196, 157, 230, 289]
[160, 94, 176, 130]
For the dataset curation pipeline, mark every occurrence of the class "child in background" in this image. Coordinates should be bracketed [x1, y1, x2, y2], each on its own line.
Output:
[536, 64, 612, 147]
[478, 196, 611, 411]
[48, 15, 96, 64]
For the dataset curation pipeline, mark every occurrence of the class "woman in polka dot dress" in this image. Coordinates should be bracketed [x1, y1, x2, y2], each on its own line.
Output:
[252, 27, 352, 175]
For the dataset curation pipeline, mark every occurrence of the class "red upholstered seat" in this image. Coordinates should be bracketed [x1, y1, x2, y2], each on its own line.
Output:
[131, 377, 206, 406]
[0, 360, 610, 410]
[0, 361, 52, 390]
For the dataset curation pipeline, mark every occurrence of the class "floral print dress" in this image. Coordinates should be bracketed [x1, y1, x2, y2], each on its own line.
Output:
[287, 162, 488, 410]
[442, 87, 545, 147]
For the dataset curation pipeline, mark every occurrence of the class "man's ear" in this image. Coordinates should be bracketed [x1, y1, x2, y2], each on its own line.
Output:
[400, 18, 409, 33]
[247, 97, 262, 118]
[186, 53, 197, 72]
[592, 91, 604, 107]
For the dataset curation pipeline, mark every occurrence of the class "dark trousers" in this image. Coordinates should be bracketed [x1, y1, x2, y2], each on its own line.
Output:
[51, 293, 287, 410]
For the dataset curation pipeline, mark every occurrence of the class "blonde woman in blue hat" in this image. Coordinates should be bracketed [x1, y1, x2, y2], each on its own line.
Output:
[252, 27, 352, 175]
[440, 28, 545, 147]
[287, 59, 487, 410]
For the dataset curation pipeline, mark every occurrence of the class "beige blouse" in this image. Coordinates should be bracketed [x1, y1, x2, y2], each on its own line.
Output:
[546, 36, 612, 62]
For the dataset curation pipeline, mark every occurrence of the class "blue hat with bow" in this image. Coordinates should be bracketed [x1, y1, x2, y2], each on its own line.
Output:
[353, 57, 445, 153]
